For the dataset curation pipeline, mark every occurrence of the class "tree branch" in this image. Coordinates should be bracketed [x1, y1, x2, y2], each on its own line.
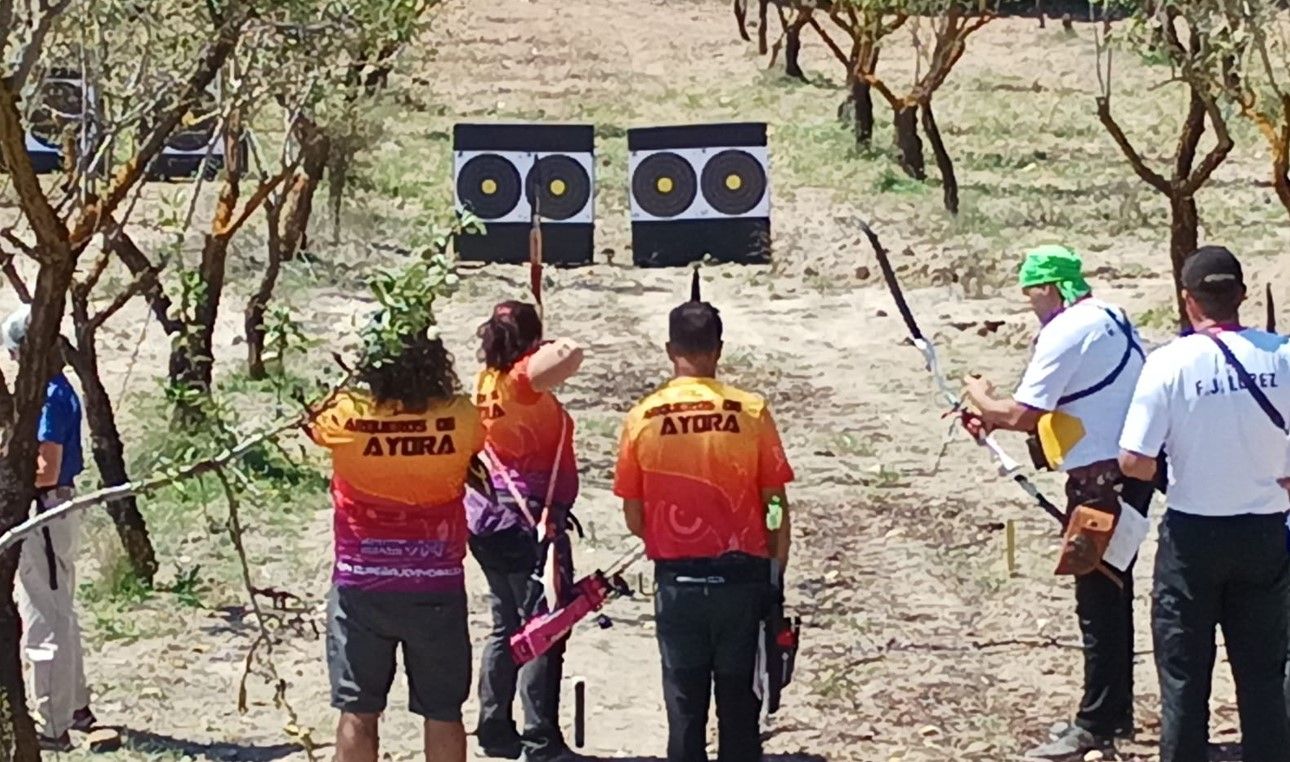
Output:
[0, 78, 67, 257]
[8, 0, 75, 91]
[1181, 89, 1235, 195]
[86, 272, 154, 334]
[102, 225, 181, 335]
[0, 373, 351, 554]
[807, 15, 850, 68]
[67, 6, 248, 248]
[216, 161, 300, 239]
[1096, 96, 1171, 195]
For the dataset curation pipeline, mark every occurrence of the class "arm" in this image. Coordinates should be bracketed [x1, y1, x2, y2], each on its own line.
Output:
[623, 499, 645, 539]
[35, 442, 62, 488]
[1118, 451, 1158, 481]
[762, 486, 790, 569]
[964, 377, 1046, 432]
[526, 338, 584, 392]
[1118, 351, 1170, 484]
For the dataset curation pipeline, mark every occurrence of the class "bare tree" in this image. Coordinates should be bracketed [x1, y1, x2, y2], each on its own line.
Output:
[1095, 1, 1237, 328]
[0, 1, 248, 752]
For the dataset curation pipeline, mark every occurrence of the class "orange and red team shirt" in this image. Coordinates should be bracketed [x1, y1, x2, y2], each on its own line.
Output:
[309, 389, 484, 593]
[613, 377, 795, 561]
[470, 354, 578, 535]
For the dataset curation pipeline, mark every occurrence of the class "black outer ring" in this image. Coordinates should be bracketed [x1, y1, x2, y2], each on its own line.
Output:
[631, 152, 697, 218]
[167, 93, 220, 152]
[525, 155, 591, 220]
[700, 150, 766, 216]
[456, 154, 522, 220]
[29, 81, 83, 148]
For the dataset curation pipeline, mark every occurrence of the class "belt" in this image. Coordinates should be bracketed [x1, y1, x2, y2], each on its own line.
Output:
[655, 554, 771, 587]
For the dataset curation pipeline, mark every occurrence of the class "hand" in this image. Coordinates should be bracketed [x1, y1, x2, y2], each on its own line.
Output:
[961, 410, 990, 439]
[961, 374, 996, 408]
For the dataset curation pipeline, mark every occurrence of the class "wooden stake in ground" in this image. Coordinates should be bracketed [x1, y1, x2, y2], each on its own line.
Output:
[1005, 518, 1018, 577]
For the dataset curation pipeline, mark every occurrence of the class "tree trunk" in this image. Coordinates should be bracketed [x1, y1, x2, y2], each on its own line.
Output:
[734, 0, 749, 41]
[246, 125, 328, 379]
[0, 552, 37, 762]
[1036, 0, 1045, 28]
[62, 338, 157, 585]
[169, 235, 231, 407]
[893, 104, 926, 181]
[851, 75, 874, 148]
[784, 12, 807, 81]
[757, 0, 769, 55]
[1169, 193, 1199, 330]
[921, 100, 959, 214]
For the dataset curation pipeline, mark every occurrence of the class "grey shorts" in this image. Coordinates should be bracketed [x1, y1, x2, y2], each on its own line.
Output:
[326, 585, 471, 721]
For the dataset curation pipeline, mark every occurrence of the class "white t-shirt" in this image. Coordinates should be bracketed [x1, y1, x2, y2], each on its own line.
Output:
[1119, 329, 1290, 517]
[1013, 298, 1145, 472]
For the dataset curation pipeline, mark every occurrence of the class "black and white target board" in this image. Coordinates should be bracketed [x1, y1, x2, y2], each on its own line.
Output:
[453, 123, 595, 266]
[147, 88, 245, 181]
[2, 69, 93, 175]
[628, 122, 771, 267]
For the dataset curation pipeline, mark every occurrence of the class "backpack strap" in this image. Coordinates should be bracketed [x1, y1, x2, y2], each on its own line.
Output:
[1057, 308, 1145, 406]
[1206, 333, 1288, 434]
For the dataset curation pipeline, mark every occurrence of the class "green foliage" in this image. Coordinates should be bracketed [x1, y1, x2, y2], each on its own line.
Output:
[359, 213, 480, 367]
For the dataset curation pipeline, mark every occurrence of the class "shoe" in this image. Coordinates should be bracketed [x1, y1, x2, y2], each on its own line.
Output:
[1048, 720, 1134, 741]
[1026, 725, 1113, 759]
[38, 732, 74, 752]
[71, 707, 97, 732]
[479, 740, 523, 760]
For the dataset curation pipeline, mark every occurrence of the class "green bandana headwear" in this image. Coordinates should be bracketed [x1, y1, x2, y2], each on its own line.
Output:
[1018, 245, 1091, 304]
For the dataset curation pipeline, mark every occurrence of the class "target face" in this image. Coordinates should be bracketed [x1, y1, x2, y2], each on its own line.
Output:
[525, 155, 591, 221]
[456, 154, 523, 220]
[701, 150, 767, 216]
[631, 152, 697, 218]
[167, 92, 220, 152]
[28, 80, 84, 148]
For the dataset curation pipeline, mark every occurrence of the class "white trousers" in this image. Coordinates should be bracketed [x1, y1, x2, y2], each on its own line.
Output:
[16, 488, 88, 737]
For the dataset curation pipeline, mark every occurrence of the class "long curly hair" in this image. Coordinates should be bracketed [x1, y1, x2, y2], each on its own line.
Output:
[358, 332, 461, 413]
[477, 301, 542, 372]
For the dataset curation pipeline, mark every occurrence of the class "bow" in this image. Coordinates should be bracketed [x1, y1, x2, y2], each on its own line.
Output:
[529, 167, 544, 320]
[1267, 283, 1276, 333]
[859, 219, 1064, 524]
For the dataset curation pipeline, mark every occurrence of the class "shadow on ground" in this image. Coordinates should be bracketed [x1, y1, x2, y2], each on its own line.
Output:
[579, 756, 827, 761]
[116, 728, 314, 762]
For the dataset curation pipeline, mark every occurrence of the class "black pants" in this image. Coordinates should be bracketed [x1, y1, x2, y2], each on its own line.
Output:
[655, 555, 771, 762]
[1069, 472, 1153, 736]
[1153, 510, 1289, 762]
[469, 526, 573, 761]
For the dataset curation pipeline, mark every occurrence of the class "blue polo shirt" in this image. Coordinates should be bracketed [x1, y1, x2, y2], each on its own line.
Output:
[38, 373, 83, 487]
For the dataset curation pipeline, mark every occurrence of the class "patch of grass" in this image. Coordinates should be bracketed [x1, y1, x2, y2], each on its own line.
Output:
[1136, 303, 1179, 332]
[874, 166, 927, 195]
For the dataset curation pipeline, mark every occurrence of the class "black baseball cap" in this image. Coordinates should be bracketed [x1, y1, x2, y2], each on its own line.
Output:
[1182, 246, 1244, 293]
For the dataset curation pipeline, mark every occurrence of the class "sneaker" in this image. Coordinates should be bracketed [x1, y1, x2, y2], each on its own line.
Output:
[71, 707, 97, 732]
[38, 732, 74, 752]
[1026, 725, 1112, 759]
[1048, 720, 1134, 741]
[479, 740, 523, 760]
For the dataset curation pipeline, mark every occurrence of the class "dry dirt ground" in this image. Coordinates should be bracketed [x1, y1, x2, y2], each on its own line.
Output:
[5, 0, 1290, 761]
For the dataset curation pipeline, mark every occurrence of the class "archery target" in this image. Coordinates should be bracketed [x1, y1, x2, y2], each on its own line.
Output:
[11, 72, 94, 175]
[627, 123, 771, 267]
[454, 151, 594, 224]
[524, 153, 593, 222]
[631, 152, 697, 219]
[147, 86, 242, 181]
[628, 145, 770, 221]
[457, 151, 526, 221]
[452, 123, 595, 266]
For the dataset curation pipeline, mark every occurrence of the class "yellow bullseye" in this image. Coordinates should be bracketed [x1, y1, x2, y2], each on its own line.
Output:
[481, 178, 498, 195]
[550, 179, 567, 197]
[656, 176, 674, 194]
[725, 174, 743, 191]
